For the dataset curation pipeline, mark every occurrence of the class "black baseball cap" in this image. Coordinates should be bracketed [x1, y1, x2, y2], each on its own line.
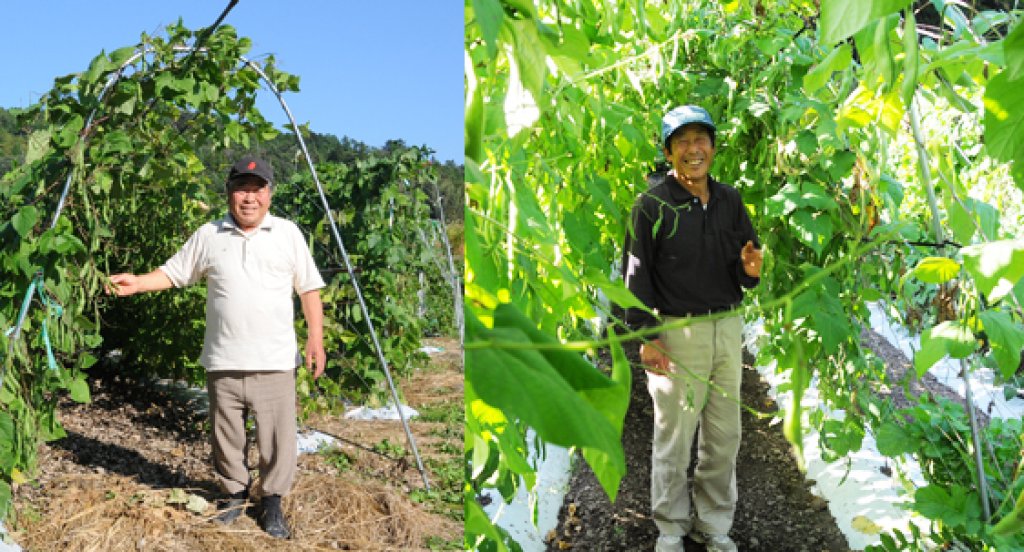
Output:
[227, 156, 273, 186]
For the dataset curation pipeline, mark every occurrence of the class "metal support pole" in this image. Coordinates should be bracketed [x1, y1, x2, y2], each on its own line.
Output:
[429, 184, 463, 343]
[244, 59, 431, 491]
[962, 358, 992, 520]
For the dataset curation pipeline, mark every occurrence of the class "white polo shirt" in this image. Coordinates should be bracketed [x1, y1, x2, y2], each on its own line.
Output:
[160, 213, 325, 372]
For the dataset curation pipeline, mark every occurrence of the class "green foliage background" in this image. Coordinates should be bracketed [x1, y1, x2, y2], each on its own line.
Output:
[465, 0, 1024, 550]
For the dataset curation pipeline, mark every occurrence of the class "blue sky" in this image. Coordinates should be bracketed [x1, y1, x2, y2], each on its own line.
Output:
[0, 1, 463, 163]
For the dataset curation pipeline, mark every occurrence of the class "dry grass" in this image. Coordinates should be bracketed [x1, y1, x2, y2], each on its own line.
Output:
[14, 472, 455, 551]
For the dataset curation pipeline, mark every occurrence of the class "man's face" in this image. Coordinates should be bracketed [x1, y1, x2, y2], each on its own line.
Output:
[664, 124, 715, 183]
[227, 176, 271, 231]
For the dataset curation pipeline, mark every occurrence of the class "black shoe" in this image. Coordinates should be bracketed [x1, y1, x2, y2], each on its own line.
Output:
[259, 494, 291, 539]
[214, 490, 248, 525]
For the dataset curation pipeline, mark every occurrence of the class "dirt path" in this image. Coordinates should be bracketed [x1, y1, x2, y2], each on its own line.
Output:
[545, 326, 998, 551]
[546, 342, 850, 552]
[10, 337, 463, 551]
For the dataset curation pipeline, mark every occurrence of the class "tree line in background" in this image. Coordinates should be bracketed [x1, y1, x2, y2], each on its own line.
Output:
[0, 106, 464, 224]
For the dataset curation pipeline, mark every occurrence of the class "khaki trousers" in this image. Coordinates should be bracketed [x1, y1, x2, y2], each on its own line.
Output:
[648, 315, 742, 536]
[207, 370, 297, 497]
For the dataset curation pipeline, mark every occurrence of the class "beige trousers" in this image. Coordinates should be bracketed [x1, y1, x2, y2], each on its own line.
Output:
[207, 370, 297, 497]
[648, 315, 743, 536]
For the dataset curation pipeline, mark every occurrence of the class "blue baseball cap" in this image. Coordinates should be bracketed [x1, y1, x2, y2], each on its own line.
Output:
[661, 105, 716, 147]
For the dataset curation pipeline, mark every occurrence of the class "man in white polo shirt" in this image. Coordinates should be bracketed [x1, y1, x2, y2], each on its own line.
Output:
[108, 155, 325, 540]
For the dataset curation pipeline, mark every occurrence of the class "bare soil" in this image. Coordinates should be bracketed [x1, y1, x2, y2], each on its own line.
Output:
[9, 337, 463, 552]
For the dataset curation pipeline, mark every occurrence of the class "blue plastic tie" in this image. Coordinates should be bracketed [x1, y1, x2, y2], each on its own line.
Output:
[4, 272, 62, 372]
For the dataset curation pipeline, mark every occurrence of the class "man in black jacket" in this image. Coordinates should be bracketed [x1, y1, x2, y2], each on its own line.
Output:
[624, 105, 762, 552]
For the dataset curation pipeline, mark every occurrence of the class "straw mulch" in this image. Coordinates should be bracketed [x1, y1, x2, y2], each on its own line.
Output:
[13, 471, 453, 551]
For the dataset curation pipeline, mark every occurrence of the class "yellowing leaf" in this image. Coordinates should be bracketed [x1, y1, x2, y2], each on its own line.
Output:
[912, 257, 960, 284]
[852, 514, 882, 534]
[10, 469, 27, 485]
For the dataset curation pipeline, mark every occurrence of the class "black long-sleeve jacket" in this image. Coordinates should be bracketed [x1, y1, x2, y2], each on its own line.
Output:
[623, 173, 760, 330]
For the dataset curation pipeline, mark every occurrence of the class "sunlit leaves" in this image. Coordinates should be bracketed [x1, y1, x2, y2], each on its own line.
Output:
[471, 0, 504, 60]
[820, 0, 912, 45]
[983, 21, 1024, 189]
[915, 321, 977, 376]
[900, 9, 918, 109]
[961, 239, 1024, 302]
[1002, 17, 1024, 81]
[803, 44, 851, 94]
[509, 19, 549, 108]
[790, 209, 834, 255]
[911, 257, 960, 284]
[983, 71, 1024, 189]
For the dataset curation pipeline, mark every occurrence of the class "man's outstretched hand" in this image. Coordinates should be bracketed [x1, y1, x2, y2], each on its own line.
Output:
[740, 240, 763, 278]
[105, 270, 174, 296]
[107, 274, 140, 296]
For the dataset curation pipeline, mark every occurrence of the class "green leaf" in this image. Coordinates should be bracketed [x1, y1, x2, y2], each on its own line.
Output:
[915, 485, 967, 528]
[108, 45, 137, 66]
[827, 151, 858, 181]
[983, 71, 1024, 187]
[812, 309, 852, 354]
[915, 321, 977, 375]
[876, 422, 916, 456]
[1004, 16, 1024, 80]
[465, 214, 500, 294]
[821, 0, 912, 45]
[581, 268, 647, 310]
[465, 307, 626, 499]
[979, 310, 1024, 379]
[471, 0, 504, 60]
[790, 209, 834, 255]
[465, 500, 511, 552]
[510, 18, 549, 106]
[854, 16, 900, 91]
[68, 377, 91, 404]
[803, 44, 852, 93]
[911, 257, 960, 284]
[83, 51, 115, 84]
[0, 412, 14, 471]
[102, 130, 133, 156]
[54, 114, 84, 148]
[12, 205, 39, 238]
[961, 240, 1024, 302]
[900, 9, 919, 109]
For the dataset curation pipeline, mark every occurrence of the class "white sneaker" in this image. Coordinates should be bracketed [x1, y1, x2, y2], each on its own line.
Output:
[690, 530, 738, 552]
[654, 533, 683, 552]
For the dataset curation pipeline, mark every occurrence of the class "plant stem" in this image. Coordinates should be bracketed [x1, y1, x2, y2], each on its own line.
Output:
[909, 94, 992, 521]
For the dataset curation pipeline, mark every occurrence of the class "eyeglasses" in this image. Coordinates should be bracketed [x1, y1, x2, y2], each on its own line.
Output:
[230, 185, 270, 196]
